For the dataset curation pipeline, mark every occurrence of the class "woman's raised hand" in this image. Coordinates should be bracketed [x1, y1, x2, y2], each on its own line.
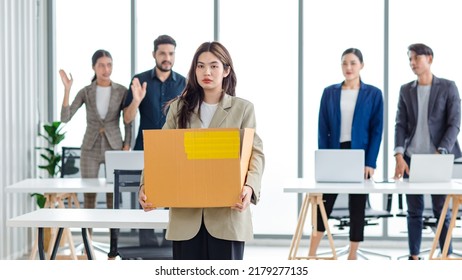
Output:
[59, 69, 73, 91]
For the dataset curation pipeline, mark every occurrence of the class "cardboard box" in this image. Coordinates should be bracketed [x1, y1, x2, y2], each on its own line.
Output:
[143, 128, 254, 208]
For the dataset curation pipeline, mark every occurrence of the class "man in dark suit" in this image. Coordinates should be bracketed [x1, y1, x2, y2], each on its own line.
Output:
[393, 43, 462, 260]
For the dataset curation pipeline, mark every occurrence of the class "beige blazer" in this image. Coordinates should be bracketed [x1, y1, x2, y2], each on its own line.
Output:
[141, 94, 264, 241]
[61, 81, 132, 150]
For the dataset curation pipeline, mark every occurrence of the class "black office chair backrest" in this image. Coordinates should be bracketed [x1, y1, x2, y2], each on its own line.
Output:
[325, 193, 394, 259]
[113, 169, 142, 209]
[110, 169, 172, 260]
[330, 193, 393, 228]
[61, 146, 81, 178]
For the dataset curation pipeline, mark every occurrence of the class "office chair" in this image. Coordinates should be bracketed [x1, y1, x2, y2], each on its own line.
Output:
[61, 146, 81, 178]
[60, 147, 82, 208]
[108, 169, 172, 260]
[396, 193, 462, 259]
[60, 147, 83, 207]
[318, 193, 393, 259]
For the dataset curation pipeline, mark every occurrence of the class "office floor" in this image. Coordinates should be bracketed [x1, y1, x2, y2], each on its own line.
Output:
[21, 230, 434, 261]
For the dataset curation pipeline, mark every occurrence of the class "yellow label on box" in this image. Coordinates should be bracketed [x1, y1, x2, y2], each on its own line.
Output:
[184, 130, 240, 159]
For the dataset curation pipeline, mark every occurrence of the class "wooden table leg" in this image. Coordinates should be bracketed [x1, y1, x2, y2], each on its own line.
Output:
[429, 195, 462, 260]
[29, 229, 38, 260]
[429, 195, 450, 260]
[316, 195, 337, 259]
[288, 194, 310, 259]
[441, 195, 462, 260]
[289, 193, 337, 260]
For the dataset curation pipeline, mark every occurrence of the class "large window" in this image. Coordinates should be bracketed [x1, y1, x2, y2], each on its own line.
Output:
[53, 0, 462, 239]
[303, 0, 384, 181]
[135, 0, 213, 76]
[303, 1, 385, 236]
[55, 0, 130, 148]
[220, 0, 299, 235]
[388, 0, 462, 238]
[132, 0, 214, 146]
[388, 0, 462, 177]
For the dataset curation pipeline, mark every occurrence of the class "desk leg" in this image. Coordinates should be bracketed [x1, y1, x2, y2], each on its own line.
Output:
[288, 194, 310, 260]
[81, 228, 94, 260]
[50, 228, 64, 260]
[315, 195, 337, 260]
[38, 228, 45, 260]
[429, 196, 450, 260]
[288, 193, 337, 260]
[441, 195, 462, 260]
[30, 230, 39, 260]
[29, 194, 56, 260]
[63, 228, 78, 260]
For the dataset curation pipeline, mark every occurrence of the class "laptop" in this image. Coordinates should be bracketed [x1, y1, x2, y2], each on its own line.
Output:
[408, 154, 454, 182]
[104, 151, 144, 183]
[315, 149, 365, 183]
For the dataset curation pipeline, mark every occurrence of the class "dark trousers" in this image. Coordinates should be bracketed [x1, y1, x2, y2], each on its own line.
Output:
[172, 222, 245, 260]
[316, 193, 367, 242]
[315, 142, 367, 242]
[403, 155, 453, 255]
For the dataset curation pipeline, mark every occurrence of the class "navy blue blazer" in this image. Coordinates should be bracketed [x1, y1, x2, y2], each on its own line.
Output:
[318, 81, 384, 168]
[394, 75, 461, 158]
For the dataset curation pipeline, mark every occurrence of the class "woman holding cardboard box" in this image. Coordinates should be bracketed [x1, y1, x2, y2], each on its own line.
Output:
[137, 41, 265, 260]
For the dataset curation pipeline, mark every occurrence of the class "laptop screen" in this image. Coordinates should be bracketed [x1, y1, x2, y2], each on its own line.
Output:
[104, 151, 144, 183]
[315, 149, 365, 183]
[409, 154, 454, 182]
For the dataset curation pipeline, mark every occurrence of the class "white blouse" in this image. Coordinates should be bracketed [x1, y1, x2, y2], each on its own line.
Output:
[340, 89, 359, 143]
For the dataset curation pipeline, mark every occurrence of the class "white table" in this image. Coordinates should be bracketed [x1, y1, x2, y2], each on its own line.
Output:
[5, 178, 113, 194]
[5, 178, 114, 259]
[284, 178, 462, 195]
[284, 179, 462, 260]
[7, 208, 169, 260]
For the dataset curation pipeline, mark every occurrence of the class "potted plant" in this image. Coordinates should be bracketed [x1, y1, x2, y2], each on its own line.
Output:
[31, 121, 66, 206]
[31, 121, 66, 208]
[37, 121, 66, 178]
[31, 121, 66, 252]
[32, 121, 65, 205]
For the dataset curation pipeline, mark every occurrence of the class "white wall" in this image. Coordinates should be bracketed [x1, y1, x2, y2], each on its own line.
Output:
[0, 0, 50, 259]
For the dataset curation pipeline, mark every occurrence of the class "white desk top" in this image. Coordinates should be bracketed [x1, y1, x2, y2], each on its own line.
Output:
[5, 178, 113, 193]
[283, 178, 462, 195]
[7, 208, 169, 229]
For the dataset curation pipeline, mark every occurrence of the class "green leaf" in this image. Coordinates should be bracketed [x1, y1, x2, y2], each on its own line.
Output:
[36, 121, 65, 178]
[40, 154, 51, 162]
[30, 193, 46, 208]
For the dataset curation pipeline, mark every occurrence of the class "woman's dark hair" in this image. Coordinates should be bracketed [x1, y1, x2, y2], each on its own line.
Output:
[170, 41, 237, 128]
[408, 43, 433, 57]
[91, 49, 112, 82]
[342, 48, 363, 63]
